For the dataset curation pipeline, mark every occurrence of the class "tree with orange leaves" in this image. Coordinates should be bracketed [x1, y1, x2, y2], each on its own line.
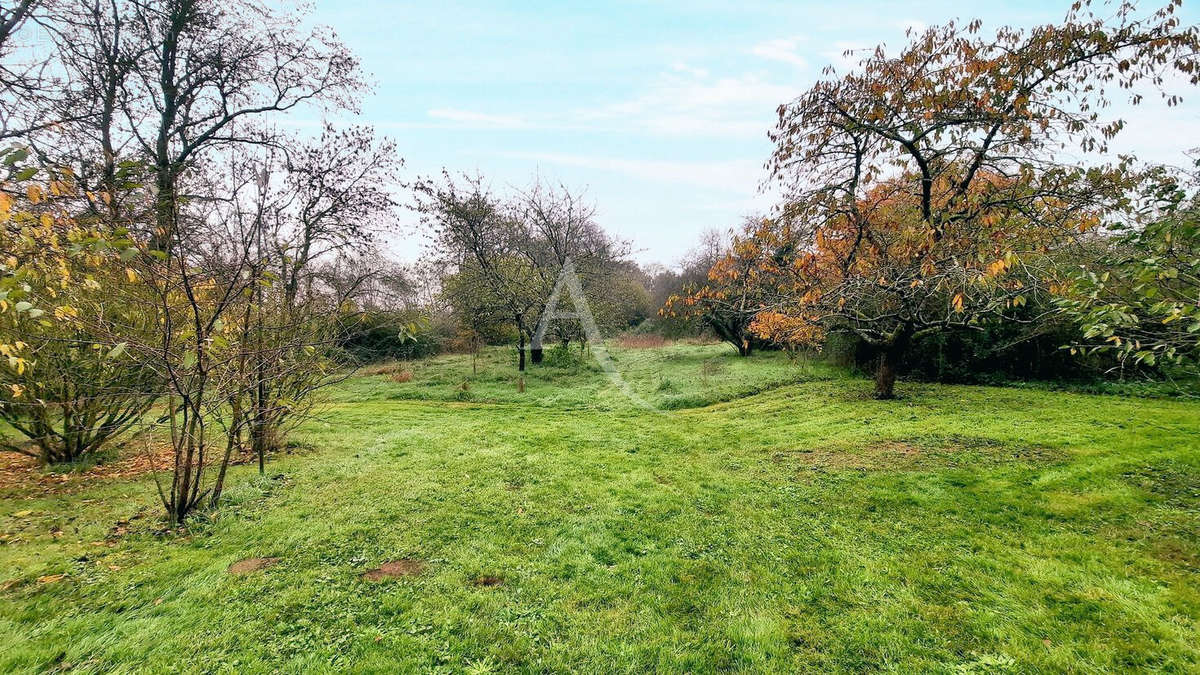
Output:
[662, 217, 782, 356]
[762, 0, 1199, 398]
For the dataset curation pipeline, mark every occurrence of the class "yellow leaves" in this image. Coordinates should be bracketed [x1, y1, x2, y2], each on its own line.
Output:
[1077, 214, 1100, 233]
[6, 355, 29, 375]
[0, 341, 28, 357]
[26, 184, 44, 204]
[125, 268, 138, 283]
[986, 258, 1008, 277]
[8, 383, 23, 398]
[952, 293, 965, 313]
[48, 179, 74, 197]
[0, 192, 11, 222]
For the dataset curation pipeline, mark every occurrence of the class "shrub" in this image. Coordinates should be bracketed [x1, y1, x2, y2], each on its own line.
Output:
[542, 343, 585, 368]
[339, 311, 446, 363]
[822, 304, 1109, 385]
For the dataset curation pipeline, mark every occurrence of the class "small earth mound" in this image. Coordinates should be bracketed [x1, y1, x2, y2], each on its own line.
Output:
[228, 557, 280, 575]
[471, 575, 503, 588]
[361, 559, 426, 581]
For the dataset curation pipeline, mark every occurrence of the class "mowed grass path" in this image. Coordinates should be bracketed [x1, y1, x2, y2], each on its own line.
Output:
[1, 344, 1198, 672]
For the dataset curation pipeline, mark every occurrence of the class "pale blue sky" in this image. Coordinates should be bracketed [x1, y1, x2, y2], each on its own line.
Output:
[308, 0, 1200, 265]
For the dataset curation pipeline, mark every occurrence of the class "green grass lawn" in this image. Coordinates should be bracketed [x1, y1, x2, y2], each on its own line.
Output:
[1, 342, 1198, 672]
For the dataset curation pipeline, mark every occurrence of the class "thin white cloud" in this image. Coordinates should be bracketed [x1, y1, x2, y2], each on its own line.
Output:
[670, 62, 709, 78]
[750, 36, 807, 68]
[502, 151, 767, 195]
[427, 108, 526, 129]
[583, 70, 794, 138]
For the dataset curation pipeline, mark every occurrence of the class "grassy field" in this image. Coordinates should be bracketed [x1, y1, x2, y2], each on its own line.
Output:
[1, 342, 1198, 672]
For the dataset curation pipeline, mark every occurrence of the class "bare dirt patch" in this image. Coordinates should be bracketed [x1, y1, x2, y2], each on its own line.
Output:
[228, 557, 280, 575]
[361, 559, 426, 581]
[471, 575, 503, 588]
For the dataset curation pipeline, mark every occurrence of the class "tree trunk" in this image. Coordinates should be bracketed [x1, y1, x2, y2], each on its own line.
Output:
[517, 333, 526, 372]
[874, 350, 898, 399]
[873, 329, 912, 399]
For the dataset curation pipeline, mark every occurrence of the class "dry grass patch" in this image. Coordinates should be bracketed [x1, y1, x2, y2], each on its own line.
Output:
[0, 440, 266, 496]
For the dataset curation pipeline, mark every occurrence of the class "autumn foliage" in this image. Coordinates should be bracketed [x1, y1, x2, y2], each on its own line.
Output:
[671, 0, 1199, 398]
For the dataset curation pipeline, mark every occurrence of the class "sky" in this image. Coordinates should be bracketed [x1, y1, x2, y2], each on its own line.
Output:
[306, 0, 1200, 267]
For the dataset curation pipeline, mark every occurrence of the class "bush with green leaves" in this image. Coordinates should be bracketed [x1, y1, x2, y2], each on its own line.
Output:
[0, 162, 160, 464]
[1060, 172, 1200, 390]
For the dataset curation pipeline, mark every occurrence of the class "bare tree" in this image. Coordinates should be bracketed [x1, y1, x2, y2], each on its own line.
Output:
[239, 128, 401, 467]
[415, 172, 543, 371]
[117, 0, 366, 251]
[517, 181, 627, 360]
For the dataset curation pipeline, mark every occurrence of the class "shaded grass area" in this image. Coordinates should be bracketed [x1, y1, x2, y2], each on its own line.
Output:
[0, 345, 1198, 672]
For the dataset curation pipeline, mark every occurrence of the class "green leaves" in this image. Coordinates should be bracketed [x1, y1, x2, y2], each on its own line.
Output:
[3, 147, 29, 166]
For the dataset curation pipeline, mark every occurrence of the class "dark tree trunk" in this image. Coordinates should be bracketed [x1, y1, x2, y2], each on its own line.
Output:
[708, 318, 752, 357]
[517, 333, 527, 372]
[873, 328, 912, 400]
[874, 350, 898, 399]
